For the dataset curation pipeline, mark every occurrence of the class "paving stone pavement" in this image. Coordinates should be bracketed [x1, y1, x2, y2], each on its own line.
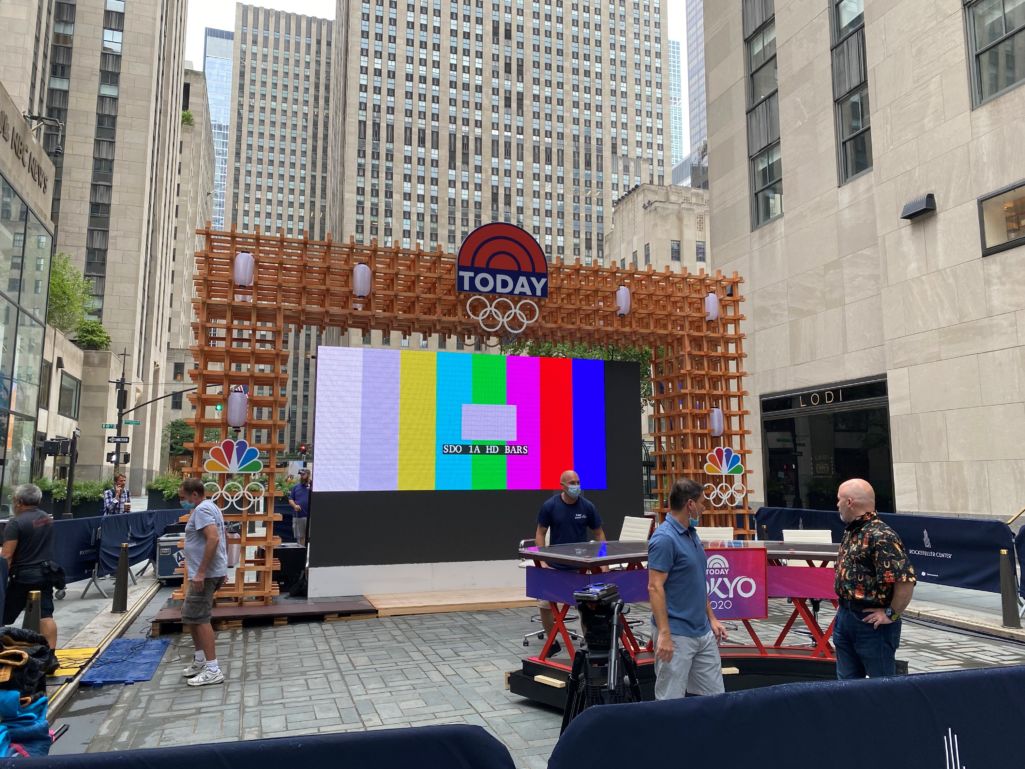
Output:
[72, 603, 1025, 769]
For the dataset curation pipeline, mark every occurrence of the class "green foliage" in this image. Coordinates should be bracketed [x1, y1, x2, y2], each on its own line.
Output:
[181, 109, 194, 126]
[147, 473, 185, 500]
[51, 478, 113, 504]
[47, 253, 92, 333]
[75, 319, 112, 350]
[501, 340, 654, 408]
[164, 419, 223, 455]
[276, 475, 298, 495]
[32, 476, 56, 495]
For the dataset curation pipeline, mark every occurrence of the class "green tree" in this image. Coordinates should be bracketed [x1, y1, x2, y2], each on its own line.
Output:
[181, 109, 194, 126]
[500, 340, 654, 408]
[163, 419, 224, 455]
[75, 319, 112, 350]
[46, 252, 91, 333]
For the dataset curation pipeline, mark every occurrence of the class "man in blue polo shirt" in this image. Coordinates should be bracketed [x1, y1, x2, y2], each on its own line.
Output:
[535, 469, 606, 654]
[648, 477, 727, 699]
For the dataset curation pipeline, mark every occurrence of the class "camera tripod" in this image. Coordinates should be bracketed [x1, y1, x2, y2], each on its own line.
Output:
[560, 585, 642, 734]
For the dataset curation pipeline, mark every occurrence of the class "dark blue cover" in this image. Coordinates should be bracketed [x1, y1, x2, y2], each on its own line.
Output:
[97, 510, 182, 576]
[1016, 526, 1025, 598]
[49, 517, 100, 584]
[550, 666, 1025, 769]
[757, 507, 1014, 593]
[8, 724, 516, 769]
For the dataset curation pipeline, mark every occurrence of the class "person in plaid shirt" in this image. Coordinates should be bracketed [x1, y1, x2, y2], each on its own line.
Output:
[102, 474, 131, 515]
[834, 478, 916, 679]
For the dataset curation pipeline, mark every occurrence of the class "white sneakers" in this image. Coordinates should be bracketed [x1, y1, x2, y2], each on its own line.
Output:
[186, 667, 225, 686]
[182, 662, 205, 678]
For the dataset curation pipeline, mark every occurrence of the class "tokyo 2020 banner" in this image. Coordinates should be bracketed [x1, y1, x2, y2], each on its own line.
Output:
[704, 546, 768, 620]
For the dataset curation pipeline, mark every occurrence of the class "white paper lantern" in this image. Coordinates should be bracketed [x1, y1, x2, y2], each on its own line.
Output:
[705, 291, 720, 321]
[615, 285, 631, 316]
[226, 388, 249, 428]
[353, 263, 372, 298]
[233, 251, 255, 287]
[709, 407, 725, 437]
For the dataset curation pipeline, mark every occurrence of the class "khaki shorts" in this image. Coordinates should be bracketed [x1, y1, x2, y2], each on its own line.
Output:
[181, 577, 225, 625]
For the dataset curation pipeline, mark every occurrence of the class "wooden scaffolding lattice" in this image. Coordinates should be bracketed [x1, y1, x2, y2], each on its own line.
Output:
[187, 227, 751, 606]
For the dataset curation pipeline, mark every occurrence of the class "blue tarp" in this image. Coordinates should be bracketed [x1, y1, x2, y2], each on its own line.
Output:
[551, 666, 1025, 769]
[756, 507, 1015, 593]
[80, 638, 171, 686]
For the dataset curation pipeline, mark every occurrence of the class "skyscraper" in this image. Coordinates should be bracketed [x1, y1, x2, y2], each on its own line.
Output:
[43, 0, 188, 486]
[0, 0, 53, 117]
[204, 29, 233, 230]
[683, 0, 707, 188]
[328, 0, 669, 266]
[226, 5, 332, 450]
[668, 40, 685, 167]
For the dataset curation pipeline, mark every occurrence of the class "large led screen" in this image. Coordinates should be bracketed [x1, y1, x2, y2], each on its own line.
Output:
[314, 348, 608, 492]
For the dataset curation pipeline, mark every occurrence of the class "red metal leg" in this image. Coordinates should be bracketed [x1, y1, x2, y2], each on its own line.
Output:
[534, 602, 576, 663]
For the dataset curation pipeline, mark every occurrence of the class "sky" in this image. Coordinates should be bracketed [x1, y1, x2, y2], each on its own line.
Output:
[185, 0, 690, 145]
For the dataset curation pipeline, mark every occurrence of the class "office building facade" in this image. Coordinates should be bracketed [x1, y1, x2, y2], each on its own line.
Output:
[682, 0, 707, 189]
[0, 80, 55, 506]
[42, 0, 187, 487]
[705, 0, 1025, 517]
[226, 5, 332, 451]
[204, 28, 233, 230]
[327, 0, 669, 266]
[605, 183, 708, 273]
[0, 0, 54, 118]
[668, 39, 684, 167]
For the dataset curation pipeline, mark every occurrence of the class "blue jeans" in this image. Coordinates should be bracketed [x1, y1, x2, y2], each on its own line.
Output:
[833, 605, 901, 679]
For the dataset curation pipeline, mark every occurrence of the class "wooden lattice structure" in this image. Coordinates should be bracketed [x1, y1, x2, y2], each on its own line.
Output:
[186, 227, 750, 606]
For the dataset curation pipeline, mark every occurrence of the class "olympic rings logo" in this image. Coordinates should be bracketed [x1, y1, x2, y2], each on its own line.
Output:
[204, 480, 266, 512]
[703, 481, 747, 508]
[465, 296, 540, 335]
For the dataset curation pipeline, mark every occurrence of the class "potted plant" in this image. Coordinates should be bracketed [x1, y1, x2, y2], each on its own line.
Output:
[32, 477, 57, 514]
[69, 479, 112, 518]
[147, 473, 184, 510]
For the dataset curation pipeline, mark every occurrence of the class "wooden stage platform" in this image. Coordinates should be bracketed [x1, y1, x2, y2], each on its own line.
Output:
[150, 588, 534, 634]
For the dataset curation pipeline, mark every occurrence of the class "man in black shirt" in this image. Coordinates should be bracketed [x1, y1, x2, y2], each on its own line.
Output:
[534, 469, 606, 652]
[2, 484, 58, 648]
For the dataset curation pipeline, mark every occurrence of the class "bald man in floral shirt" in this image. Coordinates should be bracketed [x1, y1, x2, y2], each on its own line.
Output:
[833, 478, 916, 679]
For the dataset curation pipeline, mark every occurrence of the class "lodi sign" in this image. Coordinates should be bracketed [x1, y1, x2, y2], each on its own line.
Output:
[704, 546, 768, 620]
[456, 222, 548, 298]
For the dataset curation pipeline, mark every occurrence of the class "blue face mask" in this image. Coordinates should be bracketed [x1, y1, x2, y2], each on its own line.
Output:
[689, 517, 700, 529]
[565, 484, 581, 499]
[180, 500, 196, 511]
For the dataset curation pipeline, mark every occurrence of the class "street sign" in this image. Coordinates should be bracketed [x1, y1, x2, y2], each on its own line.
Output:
[125, 419, 141, 426]
[107, 436, 130, 444]
[102, 423, 116, 429]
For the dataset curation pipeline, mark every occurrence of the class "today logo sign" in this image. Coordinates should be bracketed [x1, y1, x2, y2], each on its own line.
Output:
[704, 546, 768, 620]
[456, 222, 549, 298]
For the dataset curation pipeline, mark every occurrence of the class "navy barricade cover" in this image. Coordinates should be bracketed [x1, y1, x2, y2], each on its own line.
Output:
[757, 507, 1014, 593]
[97, 510, 183, 576]
[550, 665, 1025, 769]
[50, 516, 101, 584]
[9, 724, 516, 769]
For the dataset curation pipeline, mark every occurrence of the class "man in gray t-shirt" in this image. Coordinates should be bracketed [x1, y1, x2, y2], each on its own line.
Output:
[178, 478, 229, 687]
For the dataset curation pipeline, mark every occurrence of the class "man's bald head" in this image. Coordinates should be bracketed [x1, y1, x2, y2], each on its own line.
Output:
[560, 469, 579, 486]
[837, 478, 876, 523]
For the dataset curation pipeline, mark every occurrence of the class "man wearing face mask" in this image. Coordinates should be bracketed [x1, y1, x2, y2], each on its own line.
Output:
[834, 478, 916, 679]
[647, 478, 728, 699]
[178, 478, 228, 686]
[535, 469, 606, 654]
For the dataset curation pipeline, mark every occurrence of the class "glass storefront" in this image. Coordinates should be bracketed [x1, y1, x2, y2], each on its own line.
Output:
[0, 173, 52, 510]
[761, 378, 895, 513]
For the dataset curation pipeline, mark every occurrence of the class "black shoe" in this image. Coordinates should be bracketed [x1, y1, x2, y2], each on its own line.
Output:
[549, 640, 562, 656]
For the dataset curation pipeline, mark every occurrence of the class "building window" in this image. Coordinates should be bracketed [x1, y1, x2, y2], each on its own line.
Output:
[979, 179, 1025, 256]
[39, 360, 52, 411]
[966, 0, 1025, 105]
[57, 372, 81, 419]
[102, 29, 123, 53]
[752, 143, 783, 225]
[696, 241, 707, 263]
[173, 362, 185, 381]
[830, 0, 871, 182]
[744, 0, 782, 227]
[670, 240, 681, 262]
[170, 391, 183, 410]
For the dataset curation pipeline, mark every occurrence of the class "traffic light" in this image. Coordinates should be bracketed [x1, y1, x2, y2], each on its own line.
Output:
[298, 443, 308, 455]
[215, 403, 223, 413]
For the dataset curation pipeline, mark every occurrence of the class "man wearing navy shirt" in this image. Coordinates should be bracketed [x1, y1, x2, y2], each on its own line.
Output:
[534, 469, 606, 653]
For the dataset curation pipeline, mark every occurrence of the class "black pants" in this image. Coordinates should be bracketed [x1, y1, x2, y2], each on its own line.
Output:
[3, 581, 55, 625]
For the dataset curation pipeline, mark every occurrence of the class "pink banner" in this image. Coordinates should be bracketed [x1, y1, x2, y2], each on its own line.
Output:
[705, 546, 768, 620]
[767, 565, 836, 600]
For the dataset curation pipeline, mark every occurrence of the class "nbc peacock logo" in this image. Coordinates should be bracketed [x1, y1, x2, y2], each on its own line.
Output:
[203, 438, 264, 474]
[704, 447, 744, 476]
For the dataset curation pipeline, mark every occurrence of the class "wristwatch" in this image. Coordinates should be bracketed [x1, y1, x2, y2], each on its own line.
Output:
[884, 607, 901, 621]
